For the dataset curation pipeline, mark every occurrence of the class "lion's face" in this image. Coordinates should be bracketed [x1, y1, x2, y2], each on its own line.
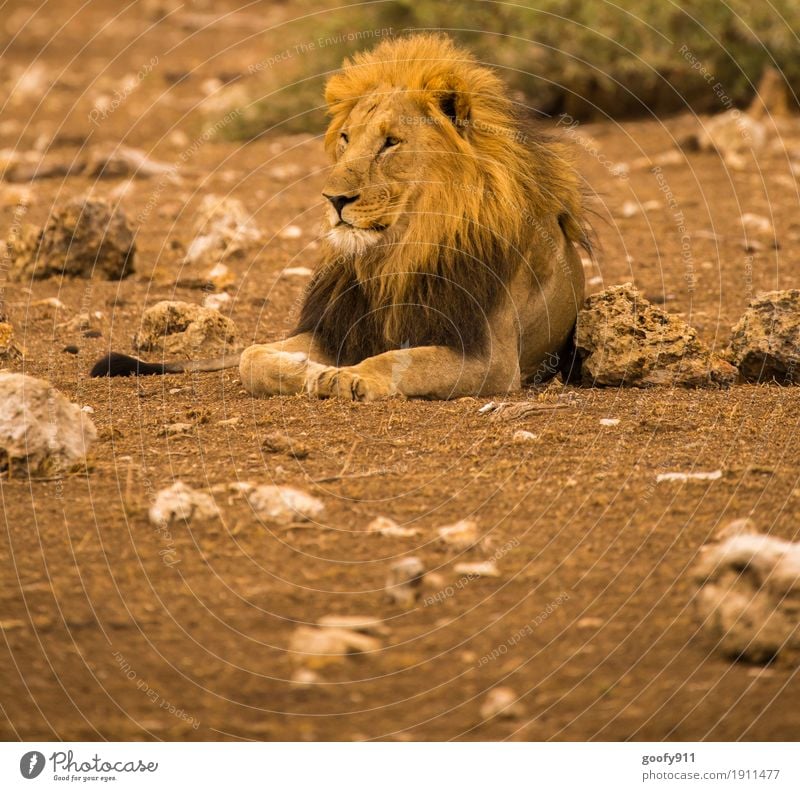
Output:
[322, 92, 450, 255]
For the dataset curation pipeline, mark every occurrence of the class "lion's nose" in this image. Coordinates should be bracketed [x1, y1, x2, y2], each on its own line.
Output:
[324, 192, 360, 219]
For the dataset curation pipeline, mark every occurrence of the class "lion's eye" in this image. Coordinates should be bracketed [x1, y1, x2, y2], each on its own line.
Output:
[383, 136, 400, 149]
[340, 132, 349, 144]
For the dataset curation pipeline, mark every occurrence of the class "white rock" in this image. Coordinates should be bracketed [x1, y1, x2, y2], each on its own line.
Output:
[289, 626, 382, 667]
[657, 470, 722, 483]
[289, 668, 320, 687]
[366, 516, 420, 537]
[512, 430, 537, 443]
[0, 373, 96, 477]
[278, 224, 302, 239]
[386, 557, 425, 606]
[202, 291, 231, 311]
[480, 687, 524, 720]
[599, 418, 620, 427]
[693, 526, 800, 662]
[149, 481, 219, 525]
[740, 212, 773, 234]
[280, 266, 314, 278]
[454, 561, 500, 578]
[185, 194, 262, 266]
[438, 519, 480, 550]
[246, 485, 324, 524]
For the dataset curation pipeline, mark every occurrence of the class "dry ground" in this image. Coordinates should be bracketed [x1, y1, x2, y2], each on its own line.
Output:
[1, 1, 799, 741]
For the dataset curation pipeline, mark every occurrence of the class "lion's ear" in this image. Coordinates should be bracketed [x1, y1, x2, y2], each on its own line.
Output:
[429, 78, 471, 131]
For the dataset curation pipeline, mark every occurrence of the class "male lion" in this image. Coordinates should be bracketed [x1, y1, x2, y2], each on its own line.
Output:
[93, 34, 589, 400]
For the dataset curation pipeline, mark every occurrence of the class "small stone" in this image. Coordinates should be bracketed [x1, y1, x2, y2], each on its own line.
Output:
[366, 516, 420, 537]
[693, 527, 800, 663]
[280, 266, 313, 278]
[278, 224, 302, 239]
[158, 422, 192, 437]
[0, 319, 23, 361]
[133, 300, 239, 360]
[83, 144, 175, 180]
[480, 687, 524, 720]
[7, 196, 135, 281]
[62, 345, 79, 355]
[0, 373, 97, 477]
[512, 430, 537, 443]
[656, 470, 722, 483]
[148, 481, 219, 525]
[202, 291, 231, 311]
[728, 290, 800, 383]
[740, 213, 773, 235]
[184, 194, 262, 268]
[386, 557, 425, 606]
[599, 418, 620, 427]
[576, 617, 605, 630]
[438, 519, 480, 550]
[453, 561, 500, 578]
[262, 431, 309, 460]
[290, 668, 320, 688]
[246, 485, 323, 524]
[575, 283, 736, 387]
[289, 626, 382, 668]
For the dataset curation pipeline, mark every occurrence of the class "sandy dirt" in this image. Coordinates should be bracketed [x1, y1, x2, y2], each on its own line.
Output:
[1, 1, 799, 741]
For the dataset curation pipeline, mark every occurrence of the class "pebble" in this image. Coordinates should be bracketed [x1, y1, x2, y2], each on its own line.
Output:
[279, 224, 303, 239]
[366, 516, 420, 537]
[289, 626, 382, 668]
[512, 429, 537, 443]
[246, 485, 323, 524]
[480, 687, 524, 720]
[437, 519, 480, 550]
[656, 470, 722, 483]
[149, 481, 219, 525]
[386, 557, 425, 606]
[453, 561, 500, 578]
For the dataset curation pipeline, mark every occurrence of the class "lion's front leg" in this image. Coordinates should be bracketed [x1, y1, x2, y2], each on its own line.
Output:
[239, 333, 334, 397]
[311, 345, 521, 401]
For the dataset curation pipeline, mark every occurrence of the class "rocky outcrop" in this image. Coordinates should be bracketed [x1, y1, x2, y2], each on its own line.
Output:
[574, 283, 736, 387]
[728, 290, 800, 383]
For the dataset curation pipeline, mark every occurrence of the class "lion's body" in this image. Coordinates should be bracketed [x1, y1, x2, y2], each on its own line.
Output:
[94, 34, 588, 400]
[239, 34, 587, 400]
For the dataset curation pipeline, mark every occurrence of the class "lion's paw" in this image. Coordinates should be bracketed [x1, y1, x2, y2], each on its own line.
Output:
[311, 367, 399, 402]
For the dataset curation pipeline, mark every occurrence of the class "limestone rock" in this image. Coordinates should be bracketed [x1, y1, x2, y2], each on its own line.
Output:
[132, 300, 239, 360]
[289, 625, 382, 668]
[693, 525, 800, 663]
[480, 687, 524, 720]
[149, 482, 219, 525]
[0, 315, 23, 361]
[728, 290, 800, 383]
[386, 557, 425, 606]
[0, 372, 96, 476]
[245, 484, 324, 524]
[184, 194, 262, 268]
[574, 283, 736, 387]
[7, 197, 135, 281]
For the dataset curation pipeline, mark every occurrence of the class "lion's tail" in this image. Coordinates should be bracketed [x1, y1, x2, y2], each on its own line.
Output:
[90, 351, 241, 378]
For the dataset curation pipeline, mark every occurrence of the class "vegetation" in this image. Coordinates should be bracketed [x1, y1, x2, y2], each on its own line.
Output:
[207, 0, 800, 139]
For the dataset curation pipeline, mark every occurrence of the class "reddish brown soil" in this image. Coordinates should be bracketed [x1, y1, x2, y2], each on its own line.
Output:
[1, 1, 799, 741]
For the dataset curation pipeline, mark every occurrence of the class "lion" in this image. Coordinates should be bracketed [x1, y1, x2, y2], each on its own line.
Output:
[92, 34, 590, 400]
